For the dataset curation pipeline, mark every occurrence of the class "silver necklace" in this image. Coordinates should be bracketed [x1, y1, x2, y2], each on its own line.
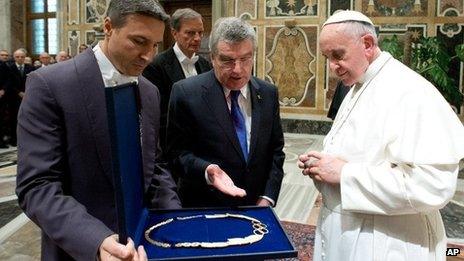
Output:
[144, 213, 269, 248]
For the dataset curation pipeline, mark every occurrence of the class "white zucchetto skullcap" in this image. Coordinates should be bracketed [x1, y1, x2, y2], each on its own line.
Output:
[323, 10, 374, 27]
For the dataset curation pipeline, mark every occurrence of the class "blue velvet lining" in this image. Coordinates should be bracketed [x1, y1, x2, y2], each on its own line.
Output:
[140, 207, 296, 260]
[105, 83, 144, 245]
[106, 84, 296, 259]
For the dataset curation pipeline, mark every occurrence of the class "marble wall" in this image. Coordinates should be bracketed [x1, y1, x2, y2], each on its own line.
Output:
[223, 0, 464, 119]
[10, 0, 25, 53]
[55, 0, 464, 119]
[1, 1, 462, 117]
[0, 0, 11, 51]
[59, 0, 108, 55]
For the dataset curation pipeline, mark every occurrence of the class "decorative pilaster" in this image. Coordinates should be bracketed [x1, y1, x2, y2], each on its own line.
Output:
[366, 0, 375, 15]
[0, 0, 11, 51]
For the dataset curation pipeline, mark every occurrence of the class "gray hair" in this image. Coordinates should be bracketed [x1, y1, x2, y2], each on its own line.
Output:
[14, 48, 27, 55]
[170, 8, 202, 31]
[106, 0, 169, 28]
[209, 17, 256, 55]
[338, 21, 378, 45]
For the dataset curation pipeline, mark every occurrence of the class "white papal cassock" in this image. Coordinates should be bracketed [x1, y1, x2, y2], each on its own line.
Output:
[314, 52, 464, 261]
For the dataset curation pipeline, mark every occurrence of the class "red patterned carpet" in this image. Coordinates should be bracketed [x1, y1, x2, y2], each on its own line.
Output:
[280, 221, 464, 261]
[281, 221, 315, 261]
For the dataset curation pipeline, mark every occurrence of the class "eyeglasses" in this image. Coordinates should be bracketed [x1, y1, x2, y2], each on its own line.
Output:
[217, 56, 254, 70]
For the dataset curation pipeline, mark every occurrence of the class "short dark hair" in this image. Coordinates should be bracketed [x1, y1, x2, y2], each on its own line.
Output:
[170, 8, 202, 31]
[106, 0, 169, 28]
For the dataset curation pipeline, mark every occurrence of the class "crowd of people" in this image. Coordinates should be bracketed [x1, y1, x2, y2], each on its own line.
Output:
[0, 45, 89, 148]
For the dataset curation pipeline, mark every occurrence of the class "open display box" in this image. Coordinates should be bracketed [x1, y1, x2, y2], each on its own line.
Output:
[105, 83, 297, 260]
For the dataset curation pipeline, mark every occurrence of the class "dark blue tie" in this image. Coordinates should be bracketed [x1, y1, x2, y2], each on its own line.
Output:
[230, 90, 248, 161]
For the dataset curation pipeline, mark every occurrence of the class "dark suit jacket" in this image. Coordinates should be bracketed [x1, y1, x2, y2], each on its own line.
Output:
[143, 47, 212, 149]
[327, 81, 350, 120]
[15, 49, 180, 261]
[0, 61, 8, 133]
[0, 61, 8, 90]
[5, 62, 34, 97]
[0, 61, 8, 102]
[167, 70, 285, 207]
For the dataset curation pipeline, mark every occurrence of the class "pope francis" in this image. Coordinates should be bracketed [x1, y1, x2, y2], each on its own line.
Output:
[298, 10, 464, 261]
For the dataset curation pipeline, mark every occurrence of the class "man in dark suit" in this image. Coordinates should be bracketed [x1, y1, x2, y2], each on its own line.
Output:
[38, 52, 52, 67]
[0, 49, 9, 62]
[16, 1, 179, 260]
[5, 48, 35, 146]
[167, 17, 285, 208]
[0, 55, 9, 148]
[143, 8, 211, 150]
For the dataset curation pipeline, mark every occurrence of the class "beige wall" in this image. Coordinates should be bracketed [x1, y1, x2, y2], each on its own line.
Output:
[59, 0, 464, 118]
[220, 0, 464, 118]
[0, 0, 11, 51]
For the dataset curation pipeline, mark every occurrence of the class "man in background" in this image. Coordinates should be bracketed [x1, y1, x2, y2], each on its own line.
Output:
[55, 50, 69, 62]
[5, 48, 34, 146]
[143, 8, 211, 150]
[167, 17, 285, 208]
[79, 44, 89, 53]
[16, 1, 179, 260]
[0, 49, 9, 148]
[39, 52, 51, 67]
[0, 50, 9, 62]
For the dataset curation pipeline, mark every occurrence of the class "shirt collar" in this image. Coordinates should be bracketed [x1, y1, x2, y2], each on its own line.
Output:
[358, 51, 391, 84]
[173, 42, 199, 65]
[223, 84, 249, 100]
[93, 42, 138, 87]
[351, 51, 392, 97]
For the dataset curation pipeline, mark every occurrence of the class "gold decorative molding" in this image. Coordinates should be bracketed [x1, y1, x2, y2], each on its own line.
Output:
[265, 0, 318, 17]
[265, 26, 316, 107]
[85, 0, 109, 24]
[67, 0, 80, 25]
[235, 0, 258, 19]
[437, 0, 463, 17]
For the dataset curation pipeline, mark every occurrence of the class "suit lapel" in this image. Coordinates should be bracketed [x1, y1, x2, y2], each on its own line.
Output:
[195, 57, 210, 74]
[248, 77, 262, 161]
[194, 62, 203, 74]
[73, 49, 113, 183]
[164, 48, 186, 82]
[202, 72, 245, 161]
[8, 63, 21, 79]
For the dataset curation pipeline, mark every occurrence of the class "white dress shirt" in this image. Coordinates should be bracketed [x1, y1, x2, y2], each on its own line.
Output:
[173, 42, 199, 78]
[223, 85, 252, 150]
[204, 84, 275, 206]
[93, 42, 138, 87]
[16, 63, 24, 73]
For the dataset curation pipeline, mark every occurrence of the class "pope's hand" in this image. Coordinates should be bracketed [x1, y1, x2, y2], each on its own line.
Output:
[298, 151, 346, 185]
[206, 164, 247, 197]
